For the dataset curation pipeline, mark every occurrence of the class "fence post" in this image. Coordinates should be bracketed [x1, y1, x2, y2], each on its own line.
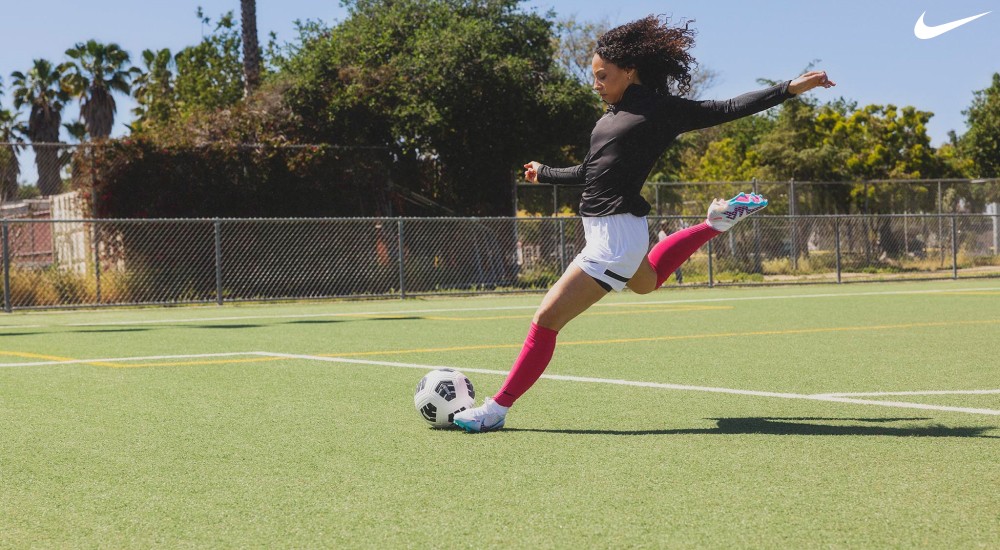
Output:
[834, 216, 842, 284]
[2, 221, 10, 313]
[512, 178, 519, 217]
[707, 239, 714, 288]
[552, 185, 558, 216]
[397, 218, 406, 299]
[937, 181, 945, 267]
[989, 203, 999, 255]
[951, 215, 959, 279]
[91, 221, 102, 305]
[557, 217, 566, 272]
[214, 220, 224, 306]
[789, 178, 798, 270]
[752, 178, 762, 274]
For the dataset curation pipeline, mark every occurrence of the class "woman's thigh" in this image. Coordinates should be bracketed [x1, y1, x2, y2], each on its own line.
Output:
[533, 264, 609, 331]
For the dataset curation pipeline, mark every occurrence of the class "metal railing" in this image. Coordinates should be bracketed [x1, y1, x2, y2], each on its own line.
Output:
[3, 214, 999, 311]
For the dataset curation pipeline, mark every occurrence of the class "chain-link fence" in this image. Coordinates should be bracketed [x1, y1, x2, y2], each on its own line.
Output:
[4, 214, 1000, 311]
[518, 179, 1000, 217]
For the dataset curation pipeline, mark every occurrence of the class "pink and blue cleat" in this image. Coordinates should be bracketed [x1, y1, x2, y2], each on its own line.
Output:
[706, 192, 768, 231]
[452, 397, 508, 433]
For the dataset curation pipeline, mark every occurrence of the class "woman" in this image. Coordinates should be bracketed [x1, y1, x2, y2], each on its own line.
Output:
[454, 15, 835, 432]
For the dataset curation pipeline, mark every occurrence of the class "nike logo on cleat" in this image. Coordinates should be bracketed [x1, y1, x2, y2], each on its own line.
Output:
[722, 205, 765, 220]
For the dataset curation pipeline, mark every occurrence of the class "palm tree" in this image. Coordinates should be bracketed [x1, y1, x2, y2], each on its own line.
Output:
[63, 121, 88, 143]
[11, 59, 70, 195]
[63, 40, 138, 139]
[131, 48, 175, 131]
[0, 110, 26, 201]
[1, 77, 27, 201]
[240, 0, 261, 95]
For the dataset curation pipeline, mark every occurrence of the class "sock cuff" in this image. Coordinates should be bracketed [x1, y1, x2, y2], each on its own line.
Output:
[697, 220, 724, 235]
[530, 322, 559, 338]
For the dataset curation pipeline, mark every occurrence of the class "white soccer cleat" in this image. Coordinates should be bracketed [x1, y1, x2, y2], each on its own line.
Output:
[452, 397, 508, 433]
[706, 192, 769, 232]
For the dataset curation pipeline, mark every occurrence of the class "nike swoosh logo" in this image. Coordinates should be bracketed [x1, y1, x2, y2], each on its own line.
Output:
[914, 10, 991, 39]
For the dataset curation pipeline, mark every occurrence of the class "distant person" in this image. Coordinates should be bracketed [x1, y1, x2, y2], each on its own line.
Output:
[455, 15, 835, 432]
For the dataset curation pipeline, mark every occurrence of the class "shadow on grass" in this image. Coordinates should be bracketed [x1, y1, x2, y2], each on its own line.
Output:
[192, 324, 265, 329]
[70, 328, 153, 334]
[364, 316, 425, 321]
[505, 417, 1000, 439]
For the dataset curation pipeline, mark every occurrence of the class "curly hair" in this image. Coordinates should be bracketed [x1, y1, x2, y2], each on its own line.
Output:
[595, 15, 697, 97]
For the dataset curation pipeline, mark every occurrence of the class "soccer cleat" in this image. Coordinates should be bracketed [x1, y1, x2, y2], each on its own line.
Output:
[452, 397, 508, 433]
[706, 192, 768, 232]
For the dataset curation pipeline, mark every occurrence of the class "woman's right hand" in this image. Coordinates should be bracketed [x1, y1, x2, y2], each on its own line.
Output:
[523, 161, 541, 183]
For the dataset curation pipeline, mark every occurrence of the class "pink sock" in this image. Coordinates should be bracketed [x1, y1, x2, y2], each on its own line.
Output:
[647, 222, 720, 288]
[493, 323, 558, 407]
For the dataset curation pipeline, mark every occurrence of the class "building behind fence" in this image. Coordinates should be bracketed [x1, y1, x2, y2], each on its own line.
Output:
[3, 211, 1000, 311]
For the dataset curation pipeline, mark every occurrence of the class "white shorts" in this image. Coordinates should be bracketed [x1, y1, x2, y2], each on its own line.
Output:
[572, 214, 650, 292]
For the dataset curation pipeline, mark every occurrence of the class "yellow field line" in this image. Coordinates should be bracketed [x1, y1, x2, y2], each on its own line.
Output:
[0, 350, 282, 369]
[107, 357, 286, 369]
[323, 318, 1000, 358]
[332, 304, 730, 322]
[422, 305, 731, 321]
[0, 350, 133, 368]
[0, 350, 77, 361]
[930, 291, 1000, 296]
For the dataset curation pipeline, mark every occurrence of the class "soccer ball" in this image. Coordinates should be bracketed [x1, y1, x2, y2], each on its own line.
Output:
[413, 369, 476, 428]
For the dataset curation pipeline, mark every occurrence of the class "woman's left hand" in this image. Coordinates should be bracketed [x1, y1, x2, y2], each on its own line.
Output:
[788, 71, 836, 95]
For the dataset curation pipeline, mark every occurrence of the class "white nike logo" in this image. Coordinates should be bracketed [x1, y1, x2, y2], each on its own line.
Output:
[914, 10, 991, 39]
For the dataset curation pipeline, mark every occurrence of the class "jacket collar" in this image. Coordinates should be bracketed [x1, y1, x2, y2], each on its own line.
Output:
[606, 84, 653, 113]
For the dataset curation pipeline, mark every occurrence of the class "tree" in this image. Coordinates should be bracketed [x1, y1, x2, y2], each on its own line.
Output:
[241, 0, 262, 95]
[553, 15, 610, 85]
[173, 10, 244, 115]
[131, 48, 176, 132]
[961, 72, 1000, 178]
[283, 0, 597, 215]
[63, 40, 138, 139]
[11, 59, 71, 195]
[0, 76, 27, 200]
[63, 121, 87, 143]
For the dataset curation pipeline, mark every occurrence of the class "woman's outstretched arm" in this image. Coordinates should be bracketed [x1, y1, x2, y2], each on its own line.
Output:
[669, 70, 836, 133]
[524, 161, 587, 186]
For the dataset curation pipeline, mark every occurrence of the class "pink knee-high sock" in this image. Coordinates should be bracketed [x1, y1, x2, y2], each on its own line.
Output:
[493, 323, 558, 407]
[647, 222, 721, 288]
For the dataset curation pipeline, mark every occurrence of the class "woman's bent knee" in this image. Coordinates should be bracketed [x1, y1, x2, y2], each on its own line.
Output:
[627, 279, 656, 295]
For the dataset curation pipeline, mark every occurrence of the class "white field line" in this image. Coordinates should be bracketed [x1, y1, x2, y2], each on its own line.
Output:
[816, 389, 1000, 397]
[33, 284, 1000, 328]
[261, 352, 1000, 417]
[0, 352, 265, 368]
[4, 350, 998, 417]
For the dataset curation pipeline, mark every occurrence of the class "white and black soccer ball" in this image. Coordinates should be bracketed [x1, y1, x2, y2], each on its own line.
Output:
[413, 369, 476, 428]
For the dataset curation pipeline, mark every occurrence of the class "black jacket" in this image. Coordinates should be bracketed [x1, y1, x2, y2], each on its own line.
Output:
[537, 81, 794, 217]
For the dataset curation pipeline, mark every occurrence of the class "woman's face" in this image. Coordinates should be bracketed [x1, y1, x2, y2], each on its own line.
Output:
[591, 54, 635, 105]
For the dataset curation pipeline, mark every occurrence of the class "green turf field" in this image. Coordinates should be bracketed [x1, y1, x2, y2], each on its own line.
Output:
[2, 280, 999, 547]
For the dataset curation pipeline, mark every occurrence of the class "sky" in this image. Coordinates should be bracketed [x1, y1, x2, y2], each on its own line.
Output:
[1, 0, 998, 151]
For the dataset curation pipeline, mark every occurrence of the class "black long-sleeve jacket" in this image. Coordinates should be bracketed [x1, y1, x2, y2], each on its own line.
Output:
[537, 81, 794, 217]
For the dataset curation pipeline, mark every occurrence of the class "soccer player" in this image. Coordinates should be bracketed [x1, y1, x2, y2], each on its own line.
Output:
[454, 15, 835, 432]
